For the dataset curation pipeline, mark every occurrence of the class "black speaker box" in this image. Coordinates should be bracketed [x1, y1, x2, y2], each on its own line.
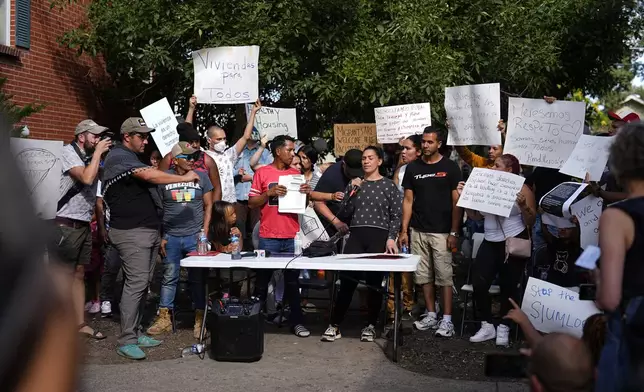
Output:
[209, 300, 264, 362]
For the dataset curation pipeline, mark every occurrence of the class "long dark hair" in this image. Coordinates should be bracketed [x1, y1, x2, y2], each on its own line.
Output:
[209, 201, 235, 244]
[298, 144, 319, 172]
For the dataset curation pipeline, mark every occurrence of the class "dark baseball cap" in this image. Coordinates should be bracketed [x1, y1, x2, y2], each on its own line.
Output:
[343, 149, 364, 179]
[120, 117, 155, 134]
[177, 122, 201, 142]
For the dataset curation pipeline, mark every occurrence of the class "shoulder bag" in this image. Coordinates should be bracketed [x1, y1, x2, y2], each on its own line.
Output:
[495, 215, 531, 261]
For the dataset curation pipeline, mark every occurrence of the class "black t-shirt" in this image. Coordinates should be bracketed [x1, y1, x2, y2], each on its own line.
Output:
[525, 167, 573, 204]
[538, 239, 583, 288]
[402, 157, 461, 233]
[313, 161, 351, 234]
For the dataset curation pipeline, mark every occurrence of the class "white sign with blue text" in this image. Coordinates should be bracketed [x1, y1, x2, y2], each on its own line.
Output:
[521, 277, 601, 338]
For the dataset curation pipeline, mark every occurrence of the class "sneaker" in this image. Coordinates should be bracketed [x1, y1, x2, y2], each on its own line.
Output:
[137, 335, 162, 348]
[413, 313, 438, 331]
[496, 324, 510, 347]
[88, 301, 100, 314]
[360, 324, 376, 342]
[84, 301, 93, 312]
[469, 321, 496, 343]
[321, 325, 341, 342]
[266, 312, 288, 324]
[117, 344, 146, 360]
[101, 301, 112, 317]
[435, 318, 455, 338]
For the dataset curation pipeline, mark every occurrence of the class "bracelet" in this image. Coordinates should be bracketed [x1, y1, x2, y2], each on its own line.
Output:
[331, 193, 336, 201]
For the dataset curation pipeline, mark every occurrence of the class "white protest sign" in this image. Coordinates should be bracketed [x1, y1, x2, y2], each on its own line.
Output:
[245, 105, 297, 141]
[192, 46, 259, 104]
[374, 103, 431, 144]
[445, 83, 501, 146]
[504, 98, 585, 169]
[298, 207, 329, 249]
[571, 195, 603, 249]
[456, 168, 525, 217]
[11, 138, 63, 219]
[140, 98, 180, 158]
[521, 277, 601, 338]
[559, 135, 614, 181]
[540, 182, 588, 220]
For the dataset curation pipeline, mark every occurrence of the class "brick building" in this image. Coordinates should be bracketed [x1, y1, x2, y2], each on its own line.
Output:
[0, 0, 107, 141]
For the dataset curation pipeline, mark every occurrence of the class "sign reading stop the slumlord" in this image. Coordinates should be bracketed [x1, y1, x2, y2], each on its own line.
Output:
[192, 46, 260, 104]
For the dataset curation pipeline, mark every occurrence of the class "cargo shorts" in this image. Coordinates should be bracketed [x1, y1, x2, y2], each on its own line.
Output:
[411, 231, 453, 287]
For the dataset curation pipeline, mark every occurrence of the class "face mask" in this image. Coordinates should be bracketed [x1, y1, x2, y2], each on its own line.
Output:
[213, 140, 227, 153]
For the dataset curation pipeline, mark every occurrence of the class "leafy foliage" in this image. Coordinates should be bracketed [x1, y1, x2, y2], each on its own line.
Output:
[57, 0, 643, 141]
[0, 78, 45, 136]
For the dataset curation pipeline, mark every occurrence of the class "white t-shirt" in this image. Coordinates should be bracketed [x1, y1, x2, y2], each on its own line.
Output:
[57, 144, 98, 222]
[205, 147, 239, 203]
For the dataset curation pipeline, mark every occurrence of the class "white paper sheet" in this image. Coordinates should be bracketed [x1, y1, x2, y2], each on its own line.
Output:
[570, 195, 603, 249]
[559, 135, 614, 181]
[574, 245, 601, 270]
[278, 174, 306, 214]
[140, 97, 179, 157]
[456, 168, 525, 217]
[445, 83, 502, 146]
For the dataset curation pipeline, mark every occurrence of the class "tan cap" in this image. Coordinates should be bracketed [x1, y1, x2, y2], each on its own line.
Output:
[120, 117, 155, 134]
[75, 119, 109, 136]
[170, 141, 198, 158]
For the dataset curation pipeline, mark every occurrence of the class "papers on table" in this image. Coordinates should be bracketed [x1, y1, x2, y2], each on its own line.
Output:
[278, 175, 306, 214]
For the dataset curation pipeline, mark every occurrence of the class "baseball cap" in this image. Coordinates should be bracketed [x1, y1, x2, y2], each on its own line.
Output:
[343, 149, 364, 179]
[74, 119, 108, 136]
[177, 122, 201, 142]
[608, 108, 640, 123]
[120, 117, 155, 134]
[170, 141, 198, 158]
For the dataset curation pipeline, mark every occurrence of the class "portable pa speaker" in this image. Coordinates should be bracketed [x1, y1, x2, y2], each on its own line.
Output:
[209, 298, 264, 362]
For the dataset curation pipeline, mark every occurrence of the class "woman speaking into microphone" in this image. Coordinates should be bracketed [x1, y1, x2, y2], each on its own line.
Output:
[321, 146, 403, 343]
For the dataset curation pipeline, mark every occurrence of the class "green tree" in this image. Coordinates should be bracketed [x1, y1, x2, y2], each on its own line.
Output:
[0, 78, 44, 137]
[56, 0, 643, 142]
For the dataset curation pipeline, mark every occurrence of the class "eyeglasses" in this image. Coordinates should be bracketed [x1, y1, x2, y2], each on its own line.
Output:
[132, 133, 150, 141]
[176, 152, 200, 161]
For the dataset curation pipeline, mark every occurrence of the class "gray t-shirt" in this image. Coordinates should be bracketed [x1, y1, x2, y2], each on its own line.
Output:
[159, 170, 213, 236]
[345, 177, 403, 240]
[57, 143, 98, 222]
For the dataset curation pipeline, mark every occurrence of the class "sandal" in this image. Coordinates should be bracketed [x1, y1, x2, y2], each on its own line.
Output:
[78, 323, 106, 340]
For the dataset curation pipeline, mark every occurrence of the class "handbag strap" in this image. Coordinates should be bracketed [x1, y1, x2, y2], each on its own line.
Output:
[494, 213, 531, 240]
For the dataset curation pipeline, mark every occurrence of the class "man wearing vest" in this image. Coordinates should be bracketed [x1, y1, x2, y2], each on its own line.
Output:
[56, 119, 112, 340]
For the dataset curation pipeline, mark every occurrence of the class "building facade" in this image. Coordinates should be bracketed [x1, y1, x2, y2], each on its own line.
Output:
[0, 0, 106, 141]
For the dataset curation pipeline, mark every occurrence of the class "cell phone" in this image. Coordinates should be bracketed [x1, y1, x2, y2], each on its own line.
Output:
[579, 284, 597, 301]
[484, 353, 527, 378]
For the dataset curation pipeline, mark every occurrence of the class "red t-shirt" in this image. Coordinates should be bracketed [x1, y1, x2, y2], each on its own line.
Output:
[249, 165, 301, 239]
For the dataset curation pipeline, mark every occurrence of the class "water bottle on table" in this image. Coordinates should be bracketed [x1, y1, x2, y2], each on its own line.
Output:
[197, 229, 208, 255]
[231, 234, 241, 260]
[401, 244, 409, 254]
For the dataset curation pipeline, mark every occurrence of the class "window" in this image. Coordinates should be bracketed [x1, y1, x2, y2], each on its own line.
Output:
[0, 0, 9, 46]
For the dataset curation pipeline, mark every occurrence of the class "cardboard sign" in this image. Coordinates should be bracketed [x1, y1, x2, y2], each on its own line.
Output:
[192, 46, 259, 104]
[521, 277, 601, 338]
[11, 138, 63, 219]
[445, 83, 502, 146]
[140, 97, 180, 157]
[246, 105, 297, 141]
[570, 195, 603, 249]
[374, 103, 431, 144]
[504, 98, 585, 169]
[559, 135, 614, 181]
[456, 168, 525, 217]
[333, 124, 378, 156]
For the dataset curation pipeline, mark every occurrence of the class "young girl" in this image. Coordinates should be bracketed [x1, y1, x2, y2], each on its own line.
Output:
[209, 201, 243, 252]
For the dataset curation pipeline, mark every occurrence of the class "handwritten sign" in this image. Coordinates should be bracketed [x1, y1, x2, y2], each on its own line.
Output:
[245, 105, 297, 141]
[11, 138, 63, 219]
[521, 277, 601, 338]
[333, 124, 378, 156]
[503, 98, 585, 169]
[456, 168, 525, 217]
[559, 135, 614, 181]
[140, 97, 180, 157]
[192, 46, 259, 104]
[571, 195, 603, 249]
[298, 207, 329, 248]
[445, 83, 501, 146]
[374, 103, 431, 144]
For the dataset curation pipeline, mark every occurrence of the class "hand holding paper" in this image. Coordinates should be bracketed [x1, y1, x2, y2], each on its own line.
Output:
[278, 175, 307, 214]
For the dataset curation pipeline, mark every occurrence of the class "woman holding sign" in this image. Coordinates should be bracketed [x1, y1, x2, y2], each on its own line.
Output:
[457, 154, 536, 346]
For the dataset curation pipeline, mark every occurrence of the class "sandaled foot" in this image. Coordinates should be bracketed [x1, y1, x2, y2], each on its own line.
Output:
[78, 323, 106, 340]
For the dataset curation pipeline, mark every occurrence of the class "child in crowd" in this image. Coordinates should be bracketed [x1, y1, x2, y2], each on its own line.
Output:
[536, 221, 586, 288]
[84, 218, 104, 314]
[209, 201, 243, 252]
[149, 150, 162, 168]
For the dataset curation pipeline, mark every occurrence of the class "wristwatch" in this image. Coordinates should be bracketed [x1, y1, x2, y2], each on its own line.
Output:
[449, 232, 459, 237]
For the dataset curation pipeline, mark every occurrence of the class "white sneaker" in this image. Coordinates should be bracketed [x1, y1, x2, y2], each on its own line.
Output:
[470, 321, 496, 343]
[435, 318, 455, 337]
[321, 325, 341, 342]
[88, 301, 100, 314]
[496, 324, 510, 347]
[101, 301, 112, 317]
[84, 301, 93, 312]
[413, 313, 438, 331]
[360, 324, 376, 342]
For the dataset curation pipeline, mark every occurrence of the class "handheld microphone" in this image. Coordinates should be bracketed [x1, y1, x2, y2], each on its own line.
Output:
[348, 179, 363, 198]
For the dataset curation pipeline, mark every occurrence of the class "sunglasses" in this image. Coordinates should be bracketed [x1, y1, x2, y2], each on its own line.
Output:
[176, 152, 200, 161]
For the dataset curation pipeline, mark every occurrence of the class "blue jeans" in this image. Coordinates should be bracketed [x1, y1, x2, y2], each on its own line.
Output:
[160, 233, 207, 310]
[532, 213, 559, 250]
[255, 237, 303, 326]
[596, 297, 644, 391]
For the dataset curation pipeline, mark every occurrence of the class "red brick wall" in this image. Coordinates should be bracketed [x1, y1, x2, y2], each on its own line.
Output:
[0, 0, 107, 141]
